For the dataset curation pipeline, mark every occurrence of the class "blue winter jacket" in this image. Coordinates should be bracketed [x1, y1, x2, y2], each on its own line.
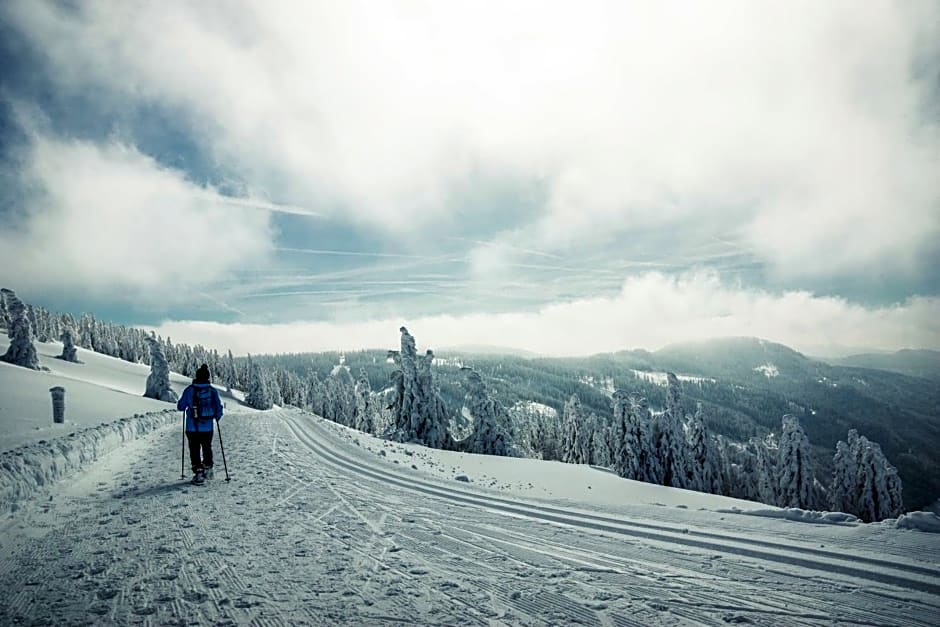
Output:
[177, 383, 224, 432]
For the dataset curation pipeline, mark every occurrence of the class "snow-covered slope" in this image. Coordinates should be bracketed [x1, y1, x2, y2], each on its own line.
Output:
[0, 336, 191, 450]
[1, 341, 939, 625]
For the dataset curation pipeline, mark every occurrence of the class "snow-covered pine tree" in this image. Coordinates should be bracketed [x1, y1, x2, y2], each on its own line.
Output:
[589, 414, 612, 468]
[831, 432, 859, 514]
[0, 289, 40, 370]
[460, 368, 513, 456]
[687, 404, 722, 494]
[306, 369, 325, 416]
[561, 394, 587, 464]
[246, 355, 273, 410]
[413, 349, 450, 449]
[143, 333, 177, 402]
[751, 436, 778, 505]
[651, 373, 690, 488]
[219, 349, 235, 393]
[0, 289, 10, 331]
[398, 327, 419, 435]
[354, 367, 375, 434]
[59, 327, 79, 362]
[776, 414, 816, 508]
[610, 391, 642, 479]
[844, 430, 904, 522]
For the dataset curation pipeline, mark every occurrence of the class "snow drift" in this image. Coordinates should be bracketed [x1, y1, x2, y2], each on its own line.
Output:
[0, 409, 177, 513]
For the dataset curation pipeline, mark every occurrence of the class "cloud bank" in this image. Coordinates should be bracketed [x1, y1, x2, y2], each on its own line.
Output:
[5, 0, 938, 281]
[0, 133, 273, 300]
[155, 272, 940, 358]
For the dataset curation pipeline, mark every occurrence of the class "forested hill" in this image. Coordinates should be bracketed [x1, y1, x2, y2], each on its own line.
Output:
[827, 349, 940, 382]
[254, 337, 940, 510]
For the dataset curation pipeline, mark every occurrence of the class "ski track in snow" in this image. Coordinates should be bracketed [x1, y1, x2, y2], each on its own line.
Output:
[0, 407, 938, 626]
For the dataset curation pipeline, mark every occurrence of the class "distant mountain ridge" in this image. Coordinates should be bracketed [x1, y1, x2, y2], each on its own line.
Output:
[827, 349, 940, 381]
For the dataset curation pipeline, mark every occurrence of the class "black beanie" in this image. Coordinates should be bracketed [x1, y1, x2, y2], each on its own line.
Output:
[195, 364, 211, 383]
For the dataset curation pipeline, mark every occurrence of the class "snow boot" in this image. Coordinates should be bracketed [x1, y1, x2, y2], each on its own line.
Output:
[191, 468, 206, 485]
[204, 466, 214, 480]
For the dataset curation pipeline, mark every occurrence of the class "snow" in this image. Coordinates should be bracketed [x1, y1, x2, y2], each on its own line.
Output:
[579, 374, 615, 396]
[631, 369, 716, 385]
[1, 338, 939, 624]
[754, 362, 779, 377]
[719, 507, 860, 525]
[895, 511, 940, 533]
[0, 336, 192, 450]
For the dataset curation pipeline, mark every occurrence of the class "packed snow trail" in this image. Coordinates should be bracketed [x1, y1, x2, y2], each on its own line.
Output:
[0, 408, 937, 626]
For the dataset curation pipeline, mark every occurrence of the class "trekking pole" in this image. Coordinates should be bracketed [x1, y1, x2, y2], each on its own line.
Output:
[215, 418, 231, 481]
[180, 411, 186, 480]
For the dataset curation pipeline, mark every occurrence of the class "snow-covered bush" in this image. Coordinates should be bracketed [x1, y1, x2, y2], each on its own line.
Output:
[143, 334, 178, 402]
[58, 327, 79, 362]
[0, 288, 40, 370]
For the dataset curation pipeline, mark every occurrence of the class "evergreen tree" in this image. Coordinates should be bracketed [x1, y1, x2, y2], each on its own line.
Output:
[143, 333, 177, 402]
[0, 289, 10, 331]
[687, 404, 722, 494]
[59, 327, 79, 362]
[611, 391, 644, 479]
[354, 367, 375, 434]
[777, 415, 816, 508]
[751, 436, 778, 505]
[651, 373, 689, 488]
[589, 414, 612, 467]
[832, 430, 904, 522]
[0, 289, 40, 370]
[561, 394, 587, 464]
[461, 368, 513, 456]
[246, 355, 273, 410]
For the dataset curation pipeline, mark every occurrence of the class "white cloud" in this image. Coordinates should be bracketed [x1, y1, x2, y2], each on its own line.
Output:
[6, 0, 938, 280]
[155, 272, 940, 357]
[0, 134, 273, 301]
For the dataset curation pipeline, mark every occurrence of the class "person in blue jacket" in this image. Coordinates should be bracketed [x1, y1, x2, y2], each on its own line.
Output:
[177, 363, 223, 483]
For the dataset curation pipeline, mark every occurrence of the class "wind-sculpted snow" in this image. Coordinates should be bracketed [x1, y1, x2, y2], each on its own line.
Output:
[0, 409, 177, 513]
[718, 507, 859, 525]
[895, 511, 940, 533]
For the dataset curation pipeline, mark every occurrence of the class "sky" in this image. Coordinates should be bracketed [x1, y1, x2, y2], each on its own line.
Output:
[0, 1, 938, 358]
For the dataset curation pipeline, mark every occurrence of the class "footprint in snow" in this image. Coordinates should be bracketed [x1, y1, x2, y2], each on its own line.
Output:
[184, 590, 209, 603]
[96, 588, 118, 600]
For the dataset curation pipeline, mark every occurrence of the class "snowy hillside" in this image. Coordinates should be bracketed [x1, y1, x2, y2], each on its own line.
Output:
[1, 341, 939, 625]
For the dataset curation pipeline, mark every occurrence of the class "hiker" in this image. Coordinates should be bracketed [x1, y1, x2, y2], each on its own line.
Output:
[177, 363, 224, 484]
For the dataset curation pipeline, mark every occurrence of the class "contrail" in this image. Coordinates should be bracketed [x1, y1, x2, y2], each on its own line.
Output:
[445, 236, 562, 259]
[209, 194, 326, 218]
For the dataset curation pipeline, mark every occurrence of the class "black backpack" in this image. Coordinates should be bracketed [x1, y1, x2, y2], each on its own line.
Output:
[192, 386, 216, 420]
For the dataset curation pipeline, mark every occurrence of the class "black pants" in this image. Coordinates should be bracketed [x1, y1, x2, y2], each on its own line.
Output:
[186, 431, 214, 473]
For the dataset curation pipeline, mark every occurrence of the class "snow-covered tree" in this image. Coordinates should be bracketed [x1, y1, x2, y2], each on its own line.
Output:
[143, 333, 177, 402]
[388, 328, 450, 448]
[610, 391, 644, 480]
[59, 327, 79, 362]
[687, 404, 722, 494]
[831, 430, 903, 522]
[561, 394, 592, 464]
[0, 289, 40, 370]
[0, 289, 10, 331]
[461, 368, 514, 456]
[589, 414, 613, 467]
[650, 373, 690, 488]
[246, 355, 273, 410]
[776, 415, 816, 508]
[354, 368, 375, 434]
[751, 436, 778, 505]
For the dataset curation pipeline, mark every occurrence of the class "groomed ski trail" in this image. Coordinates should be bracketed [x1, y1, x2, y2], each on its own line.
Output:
[0, 407, 937, 626]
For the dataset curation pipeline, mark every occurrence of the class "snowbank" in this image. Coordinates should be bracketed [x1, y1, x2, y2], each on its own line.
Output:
[895, 511, 940, 533]
[718, 507, 859, 525]
[0, 409, 177, 514]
